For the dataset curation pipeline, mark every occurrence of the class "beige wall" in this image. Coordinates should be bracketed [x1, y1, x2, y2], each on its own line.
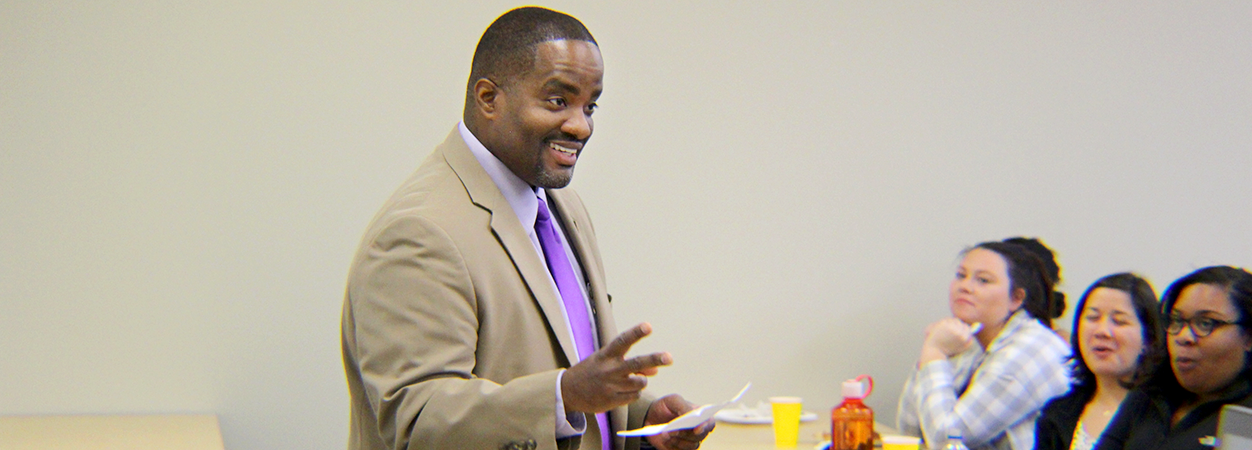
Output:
[2, 2, 1250, 449]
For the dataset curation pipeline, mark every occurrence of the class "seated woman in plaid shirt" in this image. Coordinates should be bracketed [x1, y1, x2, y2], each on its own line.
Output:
[896, 241, 1071, 450]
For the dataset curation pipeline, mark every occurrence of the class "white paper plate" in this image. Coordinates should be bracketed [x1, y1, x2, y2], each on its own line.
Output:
[714, 404, 819, 424]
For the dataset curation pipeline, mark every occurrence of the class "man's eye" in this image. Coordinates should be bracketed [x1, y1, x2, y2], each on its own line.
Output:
[585, 103, 597, 114]
[548, 98, 567, 107]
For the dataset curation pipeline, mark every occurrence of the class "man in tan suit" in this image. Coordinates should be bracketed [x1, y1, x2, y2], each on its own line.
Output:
[342, 7, 713, 450]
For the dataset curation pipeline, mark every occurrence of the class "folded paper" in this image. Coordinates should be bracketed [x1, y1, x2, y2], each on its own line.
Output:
[617, 383, 751, 437]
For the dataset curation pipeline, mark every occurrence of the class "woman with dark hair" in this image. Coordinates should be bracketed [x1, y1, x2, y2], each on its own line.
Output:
[1096, 266, 1252, 450]
[896, 241, 1071, 450]
[1035, 273, 1164, 450]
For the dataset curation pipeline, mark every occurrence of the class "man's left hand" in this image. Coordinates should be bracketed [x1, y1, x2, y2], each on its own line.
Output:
[643, 394, 714, 450]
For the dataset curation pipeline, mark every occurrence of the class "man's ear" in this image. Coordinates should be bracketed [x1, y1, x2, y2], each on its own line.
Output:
[473, 78, 502, 119]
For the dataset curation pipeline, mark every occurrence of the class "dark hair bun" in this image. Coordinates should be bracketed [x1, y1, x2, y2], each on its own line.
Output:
[1051, 292, 1067, 319]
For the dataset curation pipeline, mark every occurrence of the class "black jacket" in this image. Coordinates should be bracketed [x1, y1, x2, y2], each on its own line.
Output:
[1035, 386, 1094, 450]
[1095, 381, 1252, 450]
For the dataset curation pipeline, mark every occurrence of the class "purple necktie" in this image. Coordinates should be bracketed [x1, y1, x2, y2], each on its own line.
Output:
[535, 196, 611, 450]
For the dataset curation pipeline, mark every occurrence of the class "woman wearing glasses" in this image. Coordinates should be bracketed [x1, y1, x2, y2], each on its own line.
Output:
[1035, 273, 1165, 450]
[1096, 266, 1252, 450]
[896, 241, 1070, 450]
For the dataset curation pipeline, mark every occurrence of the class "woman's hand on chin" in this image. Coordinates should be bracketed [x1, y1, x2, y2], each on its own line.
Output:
[919, 318, 978, 365]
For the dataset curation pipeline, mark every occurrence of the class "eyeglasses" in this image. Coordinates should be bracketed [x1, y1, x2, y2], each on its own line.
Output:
[1167, 315, 1240, 337]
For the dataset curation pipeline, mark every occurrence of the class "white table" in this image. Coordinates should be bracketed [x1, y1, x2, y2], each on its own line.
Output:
[0, 414, 224, 450]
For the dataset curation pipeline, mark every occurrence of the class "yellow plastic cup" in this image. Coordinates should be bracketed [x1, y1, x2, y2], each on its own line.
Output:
[881, 435, 922, 450]
[769, 396, 803, 447]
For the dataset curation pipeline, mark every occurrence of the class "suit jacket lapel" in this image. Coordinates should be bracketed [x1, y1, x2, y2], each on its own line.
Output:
[546, 189, 616, 347]
[437, 129, 580, 367]
[548, 188, 629, 445]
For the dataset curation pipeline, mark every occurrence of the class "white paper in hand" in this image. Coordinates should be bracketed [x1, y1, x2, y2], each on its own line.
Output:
[617, 383, 751, 437]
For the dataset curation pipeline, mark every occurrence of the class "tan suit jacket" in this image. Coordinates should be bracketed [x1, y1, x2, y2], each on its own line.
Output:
[342, 128, 650, 450]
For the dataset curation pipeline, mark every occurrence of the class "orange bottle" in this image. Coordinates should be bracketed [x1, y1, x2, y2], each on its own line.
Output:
[831, 375, 874, 450]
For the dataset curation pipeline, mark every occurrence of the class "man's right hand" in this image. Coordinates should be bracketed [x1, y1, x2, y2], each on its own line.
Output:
[562, 322, 672, 414]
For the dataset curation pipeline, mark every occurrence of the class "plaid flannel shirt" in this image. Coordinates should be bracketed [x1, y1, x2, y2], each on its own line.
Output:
[896, 310, 1071, 450]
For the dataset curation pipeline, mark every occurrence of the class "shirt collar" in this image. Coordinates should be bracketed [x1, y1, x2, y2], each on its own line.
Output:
[458, 122, 543, 230]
